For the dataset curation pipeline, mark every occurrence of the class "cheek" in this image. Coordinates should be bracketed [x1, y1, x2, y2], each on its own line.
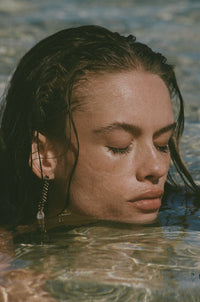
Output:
[67, 151, 137, 217]
[71, 146, 137, 190]
[69, 168, 129, 220]
[68, 152, 133, 212]
[71, 157, 126, 196]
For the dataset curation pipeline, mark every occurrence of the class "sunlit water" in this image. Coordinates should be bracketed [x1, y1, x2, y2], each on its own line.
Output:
[0, 0, 200, 301]
[8, 220, 200, 301]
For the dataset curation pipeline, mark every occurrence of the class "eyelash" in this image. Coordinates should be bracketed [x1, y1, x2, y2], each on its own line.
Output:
[107, 145, 131, 155]
[156, 144, 169, 153]
[107, 143, 170, 155]
[156, 136, 173, 154]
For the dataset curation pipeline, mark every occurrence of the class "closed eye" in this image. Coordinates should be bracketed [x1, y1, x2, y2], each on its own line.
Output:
[107, 145, 131, 155]
[155, 133, 174, 154]
[156, 144, 169, 153]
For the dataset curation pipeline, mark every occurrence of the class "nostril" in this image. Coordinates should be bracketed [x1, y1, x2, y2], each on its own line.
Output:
[145, 175, 159, 184]
[152, 179, 159, 184]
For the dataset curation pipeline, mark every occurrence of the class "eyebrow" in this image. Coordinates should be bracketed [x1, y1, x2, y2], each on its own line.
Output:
[93, 122, 142, 136]
[93, 122, 176, 137]
[153, 122, 176, 138]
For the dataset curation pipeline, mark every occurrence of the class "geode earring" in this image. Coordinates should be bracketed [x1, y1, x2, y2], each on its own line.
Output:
[36, 175, 50, 232]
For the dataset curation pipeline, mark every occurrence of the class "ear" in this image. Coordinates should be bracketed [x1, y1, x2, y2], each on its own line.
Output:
[29, 132, 57, 180]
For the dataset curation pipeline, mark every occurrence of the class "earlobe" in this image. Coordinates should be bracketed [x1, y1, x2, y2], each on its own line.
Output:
[29, 132, 57, 179]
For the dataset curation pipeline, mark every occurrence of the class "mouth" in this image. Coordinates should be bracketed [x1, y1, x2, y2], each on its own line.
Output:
[127, 190, 164, 212]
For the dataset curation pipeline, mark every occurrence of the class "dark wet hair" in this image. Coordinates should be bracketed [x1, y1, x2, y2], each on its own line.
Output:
[0, 25, 199, 226]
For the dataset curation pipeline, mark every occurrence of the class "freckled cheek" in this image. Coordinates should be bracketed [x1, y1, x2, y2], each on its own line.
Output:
[70, 173, 130, 219]
[71, 152, 135, 201]
[73, 160, 126, 187]
[77, 146, 133, 176]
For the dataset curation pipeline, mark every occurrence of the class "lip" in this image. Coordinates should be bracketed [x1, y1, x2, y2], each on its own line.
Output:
[127, 189, 164, 212]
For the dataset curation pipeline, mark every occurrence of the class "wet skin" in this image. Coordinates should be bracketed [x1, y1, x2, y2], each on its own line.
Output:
[65, 71, 175, 224]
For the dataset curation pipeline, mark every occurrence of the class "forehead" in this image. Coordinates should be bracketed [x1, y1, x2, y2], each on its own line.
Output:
[73, 71, 174, 137]
[73, 71, 174, 128]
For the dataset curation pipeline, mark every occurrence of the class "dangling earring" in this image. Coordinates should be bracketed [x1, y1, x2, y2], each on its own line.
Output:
[58, 208, 71, 223]
[37, 175, 49, 233]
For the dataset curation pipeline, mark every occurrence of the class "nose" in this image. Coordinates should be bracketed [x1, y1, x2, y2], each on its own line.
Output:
[135, 142, 170, 184]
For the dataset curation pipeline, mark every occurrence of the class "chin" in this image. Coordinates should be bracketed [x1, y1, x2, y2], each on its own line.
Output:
[117, 211, 160, 225]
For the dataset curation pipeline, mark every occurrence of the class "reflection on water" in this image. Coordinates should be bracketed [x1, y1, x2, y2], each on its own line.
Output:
[9, 223, 200, 301]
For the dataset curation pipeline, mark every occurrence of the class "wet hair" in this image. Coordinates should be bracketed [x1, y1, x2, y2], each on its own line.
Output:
[0, 25, 199, 226]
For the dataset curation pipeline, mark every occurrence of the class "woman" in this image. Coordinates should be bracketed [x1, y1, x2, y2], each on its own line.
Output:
[0, 25, 199, 231]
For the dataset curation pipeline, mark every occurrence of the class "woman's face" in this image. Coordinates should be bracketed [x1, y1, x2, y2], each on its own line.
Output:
[68, 71, 175, 224]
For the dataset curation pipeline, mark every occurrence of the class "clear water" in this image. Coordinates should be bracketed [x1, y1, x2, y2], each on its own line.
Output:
[0, 0, 200, 301]
[11, 222, 200, 301]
